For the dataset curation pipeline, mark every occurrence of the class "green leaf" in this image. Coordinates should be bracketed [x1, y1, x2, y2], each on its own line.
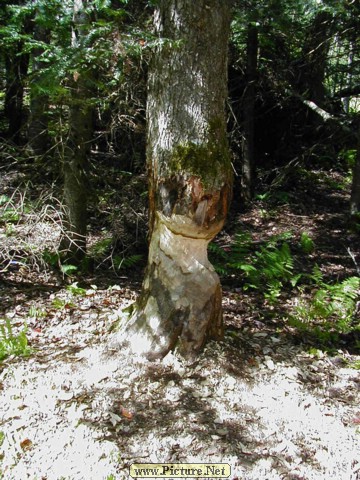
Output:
[61, 264, 78, 276]
[66, 282, 86, 296]
[0, 195, 10, 206]
[0, 319, 32, 362]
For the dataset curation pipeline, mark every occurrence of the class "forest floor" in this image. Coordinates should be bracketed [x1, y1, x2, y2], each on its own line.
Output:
[0, 162, 360, 480]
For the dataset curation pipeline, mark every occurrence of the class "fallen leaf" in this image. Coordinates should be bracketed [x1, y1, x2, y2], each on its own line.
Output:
[20, 439, 33, 451]
[102, 299, 112, 306]
[120, 405, 133, 420]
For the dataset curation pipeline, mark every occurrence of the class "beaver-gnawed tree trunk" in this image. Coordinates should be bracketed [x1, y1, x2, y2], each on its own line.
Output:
[121, 0, 232, 359]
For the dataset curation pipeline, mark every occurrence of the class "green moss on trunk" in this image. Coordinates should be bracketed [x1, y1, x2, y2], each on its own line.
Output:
[169, 120, 231, 188]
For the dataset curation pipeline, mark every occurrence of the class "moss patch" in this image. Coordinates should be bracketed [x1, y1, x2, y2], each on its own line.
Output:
[169, 122, 231, 188]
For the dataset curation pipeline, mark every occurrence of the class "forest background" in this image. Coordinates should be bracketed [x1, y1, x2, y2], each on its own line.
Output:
[1, 0, 360, 358]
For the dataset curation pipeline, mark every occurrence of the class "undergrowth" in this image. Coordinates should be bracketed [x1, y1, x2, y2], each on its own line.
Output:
[0, 177, 145, 279]
[209, 231, 360, 351]
[0, 319, 32, 362]
[290, 275, 360, 348]
[209, 231, 298, 303]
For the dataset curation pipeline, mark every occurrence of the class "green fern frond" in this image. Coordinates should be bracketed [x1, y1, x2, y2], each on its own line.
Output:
[114, 254, 143, 270]
[291, 276, 360, 337]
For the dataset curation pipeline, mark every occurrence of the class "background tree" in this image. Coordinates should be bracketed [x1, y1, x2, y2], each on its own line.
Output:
[60, 0, 95, 263]
[1, 1, 32, 143]
[350, 119, 360, 219]
[120, 0, 233, 359]
[294, 10, 334, 107]
[229, 0, 360, 206]
[27, 4, 51, 156]
[241, 22, 258, 201]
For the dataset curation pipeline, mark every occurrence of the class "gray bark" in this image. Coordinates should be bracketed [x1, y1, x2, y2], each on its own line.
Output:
[296, 11, 333, 107]
[241, 23, 258, 202]
[121, 0, 232, 359]
[28, 15, 51, 156]
[60, 0, 93, 263]
[350, 121, 360, 218]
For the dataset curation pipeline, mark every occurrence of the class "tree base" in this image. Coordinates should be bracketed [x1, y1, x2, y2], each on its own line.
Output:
[118, 215, 224, 360]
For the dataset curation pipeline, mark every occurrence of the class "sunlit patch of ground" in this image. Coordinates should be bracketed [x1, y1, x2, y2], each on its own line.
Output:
[0, 293, 359, 479]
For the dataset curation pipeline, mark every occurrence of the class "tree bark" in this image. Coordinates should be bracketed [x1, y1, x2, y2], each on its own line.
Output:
[3, 1, 32, 144]
[241, 23, 258, 202]
[60, 0, 93, 263]
[295, 11, 333, 107]
[28, 15, 51, 156]
[4, 44, 29, 143]
[350, 120, 360, 219]
[121, 0, 232, 359]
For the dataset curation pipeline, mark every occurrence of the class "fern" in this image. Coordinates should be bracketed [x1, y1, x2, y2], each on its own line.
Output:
[209, 231, 298, 302]
[300, 232, 315, 254]
[89, 237, 112, 259]
[290, 276, 360, 339]
[326, 277, 360, 327]
[208, 242, 230, 275]
[113, 254, 143, 270]
[256, 242, 293, 281]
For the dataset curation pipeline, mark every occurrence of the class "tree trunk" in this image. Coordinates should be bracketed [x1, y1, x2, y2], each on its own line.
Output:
[350, 120, 360, 219]
[28, 16, 51, 156]
[3, 1, 32, 143]
[60, 0, 93, 264]
[4, 44, 29, 143]
[295, 11, 333, 107]
[121, 0, 232, 359]
[241, 23, 258, 202]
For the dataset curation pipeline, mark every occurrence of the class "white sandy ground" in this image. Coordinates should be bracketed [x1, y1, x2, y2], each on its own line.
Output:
[0, 299, 359, 480]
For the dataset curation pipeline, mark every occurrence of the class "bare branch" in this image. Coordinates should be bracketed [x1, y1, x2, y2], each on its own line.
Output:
[333, 84, 360, 99]
[302, 99, 334, 121]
